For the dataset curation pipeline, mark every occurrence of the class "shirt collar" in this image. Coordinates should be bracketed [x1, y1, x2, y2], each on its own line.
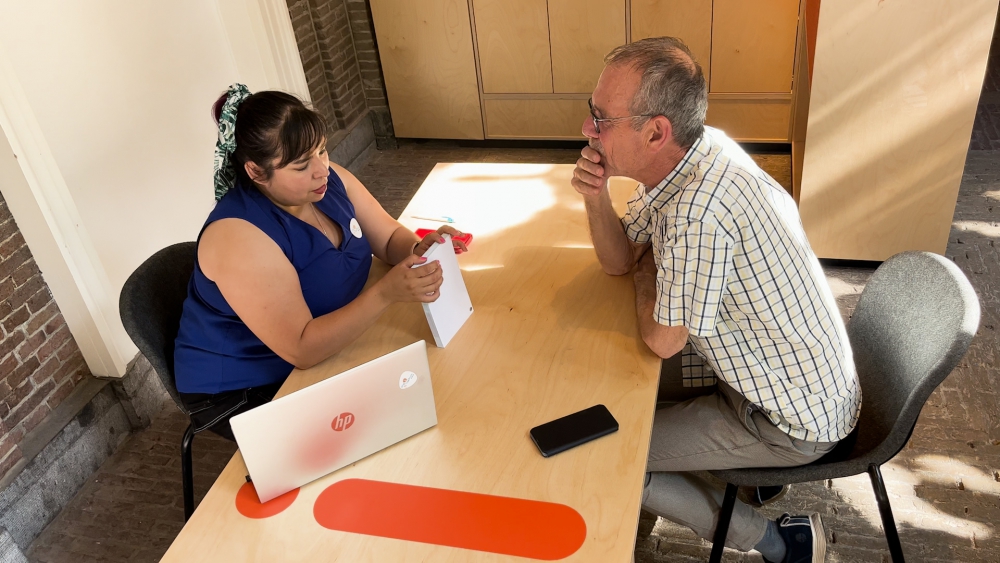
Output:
[642, 131, 712, 207]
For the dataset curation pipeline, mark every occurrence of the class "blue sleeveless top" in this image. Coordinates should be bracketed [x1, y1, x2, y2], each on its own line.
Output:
[173, 169, 373, 394]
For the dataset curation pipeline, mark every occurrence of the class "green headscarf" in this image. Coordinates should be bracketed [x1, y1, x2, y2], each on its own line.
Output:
[213, 83, 252, 200]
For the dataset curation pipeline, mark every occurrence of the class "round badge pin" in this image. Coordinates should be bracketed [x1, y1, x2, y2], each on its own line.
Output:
[350, 218, 362, 238]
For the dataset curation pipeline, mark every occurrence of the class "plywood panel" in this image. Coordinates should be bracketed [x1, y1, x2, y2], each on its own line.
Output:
[790, 0, 811, 201]
[472, 0, 552, 93]
[548, 0, 626, 94]
[798, 0, 998, 260]
[711, 0, 799, 93]
[705, 98, 791, 142]
[160, 164, 660, 562]
[630, 0, 713, 85]
[369, 0, 483, 139]
[484, 98, 589, 139]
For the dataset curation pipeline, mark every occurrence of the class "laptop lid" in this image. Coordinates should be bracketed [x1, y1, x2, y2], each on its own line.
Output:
[230, 340, 437, 503]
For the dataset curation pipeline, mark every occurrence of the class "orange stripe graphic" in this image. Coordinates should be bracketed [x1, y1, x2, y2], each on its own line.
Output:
[313, 479, 586, 560]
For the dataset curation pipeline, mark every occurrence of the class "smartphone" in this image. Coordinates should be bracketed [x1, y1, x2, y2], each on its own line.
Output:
[415, 228, 473, 251]
[529, 404, 619, 458]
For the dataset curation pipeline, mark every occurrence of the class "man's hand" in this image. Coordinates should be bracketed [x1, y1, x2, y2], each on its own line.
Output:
[574, 146, 645, 276]
[572, 146, 608, 197]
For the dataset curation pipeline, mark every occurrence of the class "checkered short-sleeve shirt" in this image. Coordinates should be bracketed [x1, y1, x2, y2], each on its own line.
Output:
[623, 127, 861, 443]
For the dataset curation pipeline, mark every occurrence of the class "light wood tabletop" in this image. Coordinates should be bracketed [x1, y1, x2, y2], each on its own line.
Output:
[161, 163, 661, 562]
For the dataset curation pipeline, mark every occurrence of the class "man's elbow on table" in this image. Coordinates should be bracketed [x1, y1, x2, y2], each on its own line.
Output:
[639, 321, 688, 359]
[600, 261, 633, 277]
[597, 249, 642, 276]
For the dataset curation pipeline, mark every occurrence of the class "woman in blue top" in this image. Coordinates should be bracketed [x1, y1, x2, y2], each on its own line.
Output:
[173, 85, 466, 439]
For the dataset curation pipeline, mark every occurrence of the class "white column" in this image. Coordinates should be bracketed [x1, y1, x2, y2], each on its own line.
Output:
[0, 0, 309, 377]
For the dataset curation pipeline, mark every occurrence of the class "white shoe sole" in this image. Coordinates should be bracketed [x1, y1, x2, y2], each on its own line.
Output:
[809, 513, 827, 562]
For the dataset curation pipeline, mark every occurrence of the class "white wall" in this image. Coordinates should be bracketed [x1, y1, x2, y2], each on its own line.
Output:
[0, 0, 309, 376]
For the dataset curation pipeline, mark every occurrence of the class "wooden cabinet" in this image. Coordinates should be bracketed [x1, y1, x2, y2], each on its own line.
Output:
[710, 0, 799, 93]
[706, 97, 791, 142]
[631, 0, 713, 85]
[704, 0, 800, 142]
[472, 0, 551, 94]
[371, 0, 804, 142]
[548, 0, 626, 94]
[368, 0, 483, 139]
[484, 99, 591, 139]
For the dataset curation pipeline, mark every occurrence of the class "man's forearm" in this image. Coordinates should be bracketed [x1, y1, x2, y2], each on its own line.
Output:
[583, 190, 637, 275]
[634, 266, 687, 359]
[634, 270, 659, 339]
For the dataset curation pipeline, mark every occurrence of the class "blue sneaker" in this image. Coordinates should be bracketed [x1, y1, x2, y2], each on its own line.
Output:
[765, 513, 827, 563]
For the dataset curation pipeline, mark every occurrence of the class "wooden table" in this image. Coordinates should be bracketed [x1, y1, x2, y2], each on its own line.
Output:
[161, 163, 661, 562]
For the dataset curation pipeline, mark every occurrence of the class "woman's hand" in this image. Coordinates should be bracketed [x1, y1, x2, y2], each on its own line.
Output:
[375, 254, 444, 305]
[414, 225, 469, 256]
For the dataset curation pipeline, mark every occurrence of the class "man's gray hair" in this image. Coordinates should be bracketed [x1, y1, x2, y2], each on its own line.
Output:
[604, 37, 708, 149]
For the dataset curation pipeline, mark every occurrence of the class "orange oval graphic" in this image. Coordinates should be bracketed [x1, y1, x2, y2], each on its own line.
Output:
[313, 479, 586, 560]
[235, 482, 298, 519]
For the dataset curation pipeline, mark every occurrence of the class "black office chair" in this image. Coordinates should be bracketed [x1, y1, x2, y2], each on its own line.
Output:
[706, 251, 980, 563]
[119, 242, 229, 521]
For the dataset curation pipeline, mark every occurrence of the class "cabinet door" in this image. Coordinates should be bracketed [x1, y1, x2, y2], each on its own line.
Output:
[631, 0, 713, 84]
[369, 0, 483, 138]
[705, 98, 791, 142]
[548, 0, 626, 93]
[484, 99, 589, 139]
[473, 0, 552, 93]
[711, 0, 799, 92]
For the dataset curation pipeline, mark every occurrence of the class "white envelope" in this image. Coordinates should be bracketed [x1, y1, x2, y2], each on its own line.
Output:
[413, 234, 473, 347]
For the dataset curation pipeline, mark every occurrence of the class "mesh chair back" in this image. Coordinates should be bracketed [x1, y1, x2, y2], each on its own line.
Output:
[119, 242, 197, 414]
[847, 251, 980, 465]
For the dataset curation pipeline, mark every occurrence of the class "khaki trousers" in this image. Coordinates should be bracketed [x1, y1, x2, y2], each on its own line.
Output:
[642, 354, 836, 551]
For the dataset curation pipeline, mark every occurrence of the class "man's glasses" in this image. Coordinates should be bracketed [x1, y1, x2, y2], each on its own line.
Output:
[588, 98, 656, 134]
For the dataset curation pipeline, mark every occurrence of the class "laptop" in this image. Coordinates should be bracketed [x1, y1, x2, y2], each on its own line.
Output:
[230, 340, 438, 503]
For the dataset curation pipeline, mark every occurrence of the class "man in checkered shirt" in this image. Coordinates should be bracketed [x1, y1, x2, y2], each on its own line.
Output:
[573, 37, 860, 563]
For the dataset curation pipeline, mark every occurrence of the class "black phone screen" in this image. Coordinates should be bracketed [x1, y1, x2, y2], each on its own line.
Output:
[529, 404, 619, 457]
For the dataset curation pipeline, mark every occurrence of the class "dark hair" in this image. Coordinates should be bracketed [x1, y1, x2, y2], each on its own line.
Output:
[212, 90, 327, 187]
[604, 37, 708, 149]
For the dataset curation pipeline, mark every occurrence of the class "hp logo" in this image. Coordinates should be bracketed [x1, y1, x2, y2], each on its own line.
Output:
[331, 412, 355, 431]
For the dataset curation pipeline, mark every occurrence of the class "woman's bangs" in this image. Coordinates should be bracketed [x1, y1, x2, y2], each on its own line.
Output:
[277, 108, 327, 167]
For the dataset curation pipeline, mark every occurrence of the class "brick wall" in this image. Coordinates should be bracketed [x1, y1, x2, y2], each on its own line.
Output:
[344, 0, 394, 141]
[970, 9, 1000, 151]
[0, 191, 90, 482]
[286, 0, 395, 142]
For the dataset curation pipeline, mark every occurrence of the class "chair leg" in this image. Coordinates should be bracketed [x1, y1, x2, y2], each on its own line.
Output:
[182, 423, 195, 522]
[868, 464, 905, 563]
[709, 483, 739, 563]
